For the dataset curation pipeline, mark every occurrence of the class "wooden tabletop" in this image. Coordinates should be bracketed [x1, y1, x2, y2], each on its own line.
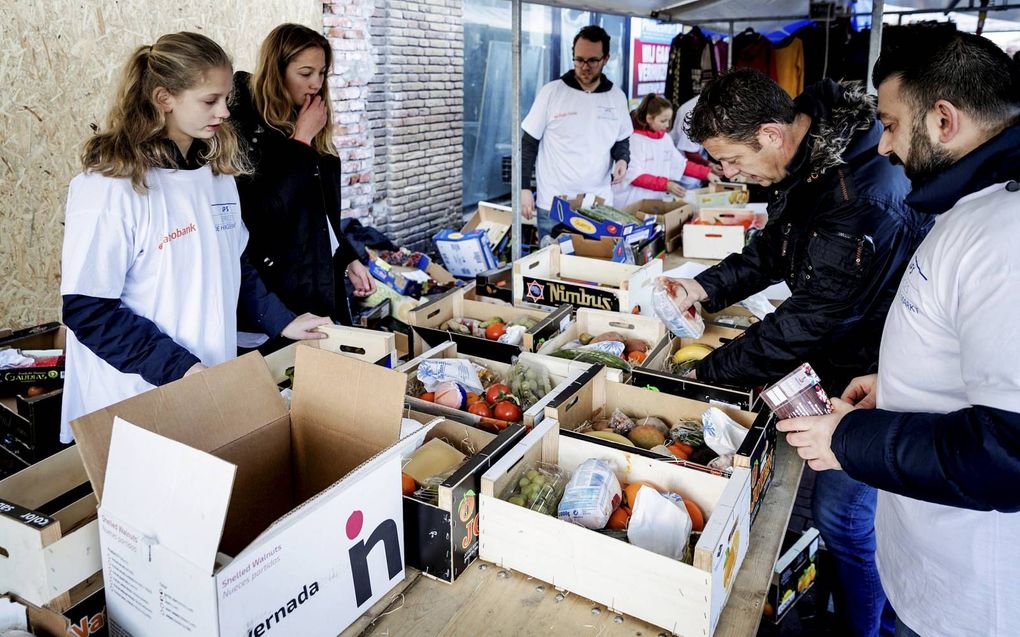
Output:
[340, 437, 804, 637]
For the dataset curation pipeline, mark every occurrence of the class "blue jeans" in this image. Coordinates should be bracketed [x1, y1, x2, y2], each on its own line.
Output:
[536, 206, 555, 241]
[896, 618, 921, 637]
[812, 469, 896, 637]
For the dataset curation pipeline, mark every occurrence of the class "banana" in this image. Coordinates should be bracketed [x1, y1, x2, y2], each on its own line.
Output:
[584, 430, 635, 446]
[671, 343, 715, 365]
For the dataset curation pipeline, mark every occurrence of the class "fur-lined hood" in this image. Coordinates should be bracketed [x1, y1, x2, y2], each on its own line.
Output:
[795, 80, 876, 179]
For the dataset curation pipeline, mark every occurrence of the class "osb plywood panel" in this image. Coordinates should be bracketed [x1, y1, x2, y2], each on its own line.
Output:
[0, 0, 320, 329]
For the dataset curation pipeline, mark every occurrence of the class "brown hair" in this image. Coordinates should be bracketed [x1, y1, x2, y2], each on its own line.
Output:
[249, 24, 338, 156]
[82, 32, 249, 192]
[632, 93, 674, 131]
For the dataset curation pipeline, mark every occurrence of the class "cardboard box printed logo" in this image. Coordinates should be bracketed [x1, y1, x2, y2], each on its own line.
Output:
[522, 277, 618, 312]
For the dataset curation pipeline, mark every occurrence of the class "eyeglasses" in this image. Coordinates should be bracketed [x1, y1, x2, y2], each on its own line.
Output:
[573, 56, 605, 68]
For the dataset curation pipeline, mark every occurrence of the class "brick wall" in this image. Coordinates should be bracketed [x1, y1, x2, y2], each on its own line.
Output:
[324, 0, 375, 224]
[367, 0, 464, 250]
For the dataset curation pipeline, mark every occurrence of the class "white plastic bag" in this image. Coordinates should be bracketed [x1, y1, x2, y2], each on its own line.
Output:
[627, 485, 693, 560]
[652, 280, 706, 339]
[557, 459, 622, 529]
[498, 324, 527, 346]
[702, 407, 749, 456]
[416, 358, 484, 393]
[579, 341, 626, 357]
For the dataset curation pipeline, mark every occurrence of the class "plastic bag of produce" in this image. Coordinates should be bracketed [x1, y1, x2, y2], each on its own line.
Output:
[503, 462, 569, 515]
[417, 358, 484, 393]
[557, 459, 622, 529]
[702, 407, 749, 456]
[579, 341, 626, 357]
[508, 359, 554, 411]
[627, 486, 693, 560]
[498, 324, 527, 347]
[652, 280, 705, 339]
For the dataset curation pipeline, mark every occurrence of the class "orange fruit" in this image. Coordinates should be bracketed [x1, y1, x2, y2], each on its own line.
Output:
[624, 482, 658, 509]
[401, 473, 417, 496]
[684, 498, 705, 532]
[667, 442, 693, 460]
[465, 392, 483, 406]
[626, 351, 647, 364]
[606, 505, 631, 530]
[419, 392, 435, 402]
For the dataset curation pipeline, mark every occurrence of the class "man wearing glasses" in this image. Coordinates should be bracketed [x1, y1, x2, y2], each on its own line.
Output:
[521, 25, 632, 240]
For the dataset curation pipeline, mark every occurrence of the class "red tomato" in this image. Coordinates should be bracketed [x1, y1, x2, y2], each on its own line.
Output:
[467, 402, 492, 418]
[493, 401, 522, 422]
[485, 383, 511, 405]
[485, 323, 507, 341]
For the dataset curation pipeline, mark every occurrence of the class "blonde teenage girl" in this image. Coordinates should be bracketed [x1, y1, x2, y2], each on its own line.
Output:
[60, 32, 328, 442]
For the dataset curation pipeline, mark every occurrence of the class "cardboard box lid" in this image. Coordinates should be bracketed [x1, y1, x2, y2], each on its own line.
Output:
[71, 352, 287, 501]
[103, 417, 235, 573]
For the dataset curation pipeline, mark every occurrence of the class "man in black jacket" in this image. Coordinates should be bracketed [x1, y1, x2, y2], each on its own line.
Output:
[778, 26, 1020, 637]
[661, 69, 931, 637]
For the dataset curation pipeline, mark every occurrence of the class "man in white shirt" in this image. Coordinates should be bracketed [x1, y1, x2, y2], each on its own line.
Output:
[520, 25, 633, 240]
[778, 25, 1020, 637]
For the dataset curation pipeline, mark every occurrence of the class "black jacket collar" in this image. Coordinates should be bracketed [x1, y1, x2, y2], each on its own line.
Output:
[156, 138, 207, 170]
[906, 122, 1020, 215]
[560, 69, 614, 94]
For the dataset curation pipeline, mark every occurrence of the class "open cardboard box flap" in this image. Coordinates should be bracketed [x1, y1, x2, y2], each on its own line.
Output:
[71, 352, 286, 502]
[103, 417, 236, 573]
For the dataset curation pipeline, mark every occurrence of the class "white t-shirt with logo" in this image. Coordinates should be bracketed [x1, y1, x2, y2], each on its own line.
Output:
[669, 95, 702, 154]
[873, 182, 1020, 637]
[612, 131, 688, 209]
[522, 79, 633, 210]
[59, 167, 247, 442]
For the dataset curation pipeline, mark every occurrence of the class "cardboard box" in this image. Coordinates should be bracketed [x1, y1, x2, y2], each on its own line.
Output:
[622, 199, 694, 254]
[532, 307, 668, 382]
[0, 582, 107, 637]
[479, 418, 751, 637]
[400, 411, 525, 583]
[69, 348, 426, 637]
[768, 528, 820, 623]
[0, 439, 30, 479]
[550, 194, 656, 239]
[556, 231, 665, 266]
[366, 250, 458, 298]
[683, 205, 768, 261]
[683, 182, 749, 212]
[408, 283, 571, 360]
[263, 325, 399, 385]
[0, 446, 101, 608]
[0, 386, 64, 463]
[632, 325, 760, 411]
[513, 244, 662, 316]
[0, 323, 66, 392]
[547, 366, 776, 524]
[434, 202, 512, 278]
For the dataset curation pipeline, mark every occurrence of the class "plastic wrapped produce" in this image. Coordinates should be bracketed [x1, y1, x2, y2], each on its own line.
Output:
[503, 462, 569, 516]
[557, 459, 623, 530]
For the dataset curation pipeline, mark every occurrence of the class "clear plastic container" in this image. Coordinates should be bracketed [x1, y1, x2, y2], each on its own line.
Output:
[502, 461, 569, 516]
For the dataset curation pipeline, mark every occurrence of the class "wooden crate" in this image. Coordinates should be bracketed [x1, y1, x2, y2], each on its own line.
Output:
[632, 324, 759, 411]
[549, 366, 776, 525]
[397, 342, 589, 431]
[401, 411, 525, 584]
[513, 244, 662, 315]
[479, 418, 751, 637]
[409, 283, 570, 361]
[263, 324, 398, 384]
[0, 446, 101, 609]
[533, 307, 668, 381]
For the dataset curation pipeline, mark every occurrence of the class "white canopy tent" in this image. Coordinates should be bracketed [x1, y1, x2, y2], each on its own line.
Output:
[507, 0, 1020, 261]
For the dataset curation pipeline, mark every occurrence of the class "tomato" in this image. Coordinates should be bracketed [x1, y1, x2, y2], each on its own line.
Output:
[467, 402, 492, 418]
[493, 400, 522, 422]
[401, 473, 417, 496]
[485, 383, 511, 405]
[626, 351, 647, 364]
[485, 322, 507, 341]
[419, 392, 435, 402]
[25, 385, 47, 397]
[465, 392, 483, 406]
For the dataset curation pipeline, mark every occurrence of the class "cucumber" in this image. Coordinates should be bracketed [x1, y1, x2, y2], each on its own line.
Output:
[549, 348, 632, 372]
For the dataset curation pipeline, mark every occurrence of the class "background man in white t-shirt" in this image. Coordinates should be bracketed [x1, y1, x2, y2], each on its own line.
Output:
[778, 24, 1020, 637]
[520, 25, 633, 240]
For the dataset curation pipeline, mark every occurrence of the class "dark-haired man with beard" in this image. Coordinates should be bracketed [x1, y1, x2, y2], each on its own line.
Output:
[779, 25, 1020, 637]
[661, 68, 931, 637]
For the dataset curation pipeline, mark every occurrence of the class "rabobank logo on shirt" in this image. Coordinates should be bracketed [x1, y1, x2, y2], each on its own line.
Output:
[157, 223, 198, 250]
[212, 202, 239, 232]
